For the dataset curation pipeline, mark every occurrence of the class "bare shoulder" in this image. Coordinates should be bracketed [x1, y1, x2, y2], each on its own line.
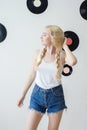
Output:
[31, 49, 41, 64]
[31, 49, 40, 66]
[33, 49, 40, 59]
[35, 49, 40, 55]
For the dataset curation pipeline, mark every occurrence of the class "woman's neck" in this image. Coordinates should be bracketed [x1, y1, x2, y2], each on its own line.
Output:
[46, 46, 56, 55]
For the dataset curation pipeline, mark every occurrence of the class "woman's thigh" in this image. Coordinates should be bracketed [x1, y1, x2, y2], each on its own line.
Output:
[26, 109, 43, 130]
[48, 110, 63, 130]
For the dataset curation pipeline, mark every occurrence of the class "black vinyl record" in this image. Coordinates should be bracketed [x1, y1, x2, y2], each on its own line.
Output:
[80, 0, 87, 20]
[0, 23, 7, 43]
[62, 64, 73, 76]
[26, 0, 48, 14]
[64, 31, 79, 51]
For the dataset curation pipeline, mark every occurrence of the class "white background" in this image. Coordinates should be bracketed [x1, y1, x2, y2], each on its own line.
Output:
[0, 0, 87, 130]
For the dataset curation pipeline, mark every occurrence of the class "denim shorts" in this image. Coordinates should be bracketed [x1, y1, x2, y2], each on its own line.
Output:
[29, 84, 67, 114]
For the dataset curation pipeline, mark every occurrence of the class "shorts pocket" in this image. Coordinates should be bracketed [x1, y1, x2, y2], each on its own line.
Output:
[32, 84, 40, 94]
[51, 85, 64, 97]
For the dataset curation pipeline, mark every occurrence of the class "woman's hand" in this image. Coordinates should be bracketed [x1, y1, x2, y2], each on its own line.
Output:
[63, 37, 68, 50]
[17, 95, 25, 108]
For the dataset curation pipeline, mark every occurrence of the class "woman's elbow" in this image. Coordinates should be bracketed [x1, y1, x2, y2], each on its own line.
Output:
[65, 56, 77, 66]
[70, 59, 77, 66]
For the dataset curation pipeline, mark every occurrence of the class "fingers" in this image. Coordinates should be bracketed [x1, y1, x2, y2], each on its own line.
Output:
[17, 99, 24, 108]
[63, 37, 68, 49]
[17, 95, 25, 108]
[64, 37, 67, 44]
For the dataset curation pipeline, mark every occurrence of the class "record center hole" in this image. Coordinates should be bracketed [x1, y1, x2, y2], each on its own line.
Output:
[33, 0, 41, 7]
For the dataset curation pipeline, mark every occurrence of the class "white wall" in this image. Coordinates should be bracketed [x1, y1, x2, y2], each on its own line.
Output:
[0, 0, 87, 130]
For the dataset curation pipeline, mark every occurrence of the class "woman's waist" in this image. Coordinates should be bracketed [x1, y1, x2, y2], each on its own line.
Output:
[35, 79, 62, 89]
[34, 83, 63, 93]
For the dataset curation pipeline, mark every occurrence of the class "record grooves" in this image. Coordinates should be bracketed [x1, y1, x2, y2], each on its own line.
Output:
[27, 0, 48, 14]
[80, 0, 87, 20]
[0, 23, 7, 43]
[64, 31, 79, 51]
[62, 64, 73, 76]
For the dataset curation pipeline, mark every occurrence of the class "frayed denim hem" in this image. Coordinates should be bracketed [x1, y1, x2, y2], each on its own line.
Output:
[29, 107, 45, 115]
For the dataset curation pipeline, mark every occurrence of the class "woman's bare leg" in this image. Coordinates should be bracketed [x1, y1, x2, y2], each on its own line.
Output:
[26, 109, 43, 130]
[48, 110, 63, 130]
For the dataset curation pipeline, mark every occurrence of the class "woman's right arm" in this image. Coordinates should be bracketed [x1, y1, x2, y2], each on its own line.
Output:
[17, 49, 40, 107]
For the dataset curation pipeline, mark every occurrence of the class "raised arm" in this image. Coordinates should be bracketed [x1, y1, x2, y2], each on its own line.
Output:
[63, 38, 77, 66]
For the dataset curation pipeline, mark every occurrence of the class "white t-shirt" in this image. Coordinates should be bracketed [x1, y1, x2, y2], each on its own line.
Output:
[35, 50, 64, 89]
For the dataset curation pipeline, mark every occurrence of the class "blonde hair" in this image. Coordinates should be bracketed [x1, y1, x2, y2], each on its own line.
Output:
[35, 25, 65, 79]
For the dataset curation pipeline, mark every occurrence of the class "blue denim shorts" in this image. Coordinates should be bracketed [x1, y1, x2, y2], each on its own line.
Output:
[29, 84, 67, 114]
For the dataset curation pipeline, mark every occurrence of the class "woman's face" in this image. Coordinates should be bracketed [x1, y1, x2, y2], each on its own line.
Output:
[40, 28, 52, 46]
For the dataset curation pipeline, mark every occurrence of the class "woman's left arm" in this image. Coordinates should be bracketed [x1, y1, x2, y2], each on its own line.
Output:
[63, 38, 77, 66]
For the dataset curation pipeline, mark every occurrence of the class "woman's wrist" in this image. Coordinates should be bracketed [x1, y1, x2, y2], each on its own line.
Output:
[21, 93, 26, 99]
[63, 42, 70, 53]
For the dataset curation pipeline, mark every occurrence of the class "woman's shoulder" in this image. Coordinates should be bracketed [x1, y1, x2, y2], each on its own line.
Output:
[33, 49, 41, 61]
[34, 49, 41, 57]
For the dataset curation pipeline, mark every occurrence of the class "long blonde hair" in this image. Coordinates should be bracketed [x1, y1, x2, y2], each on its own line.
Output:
[35, 25, 65, 79]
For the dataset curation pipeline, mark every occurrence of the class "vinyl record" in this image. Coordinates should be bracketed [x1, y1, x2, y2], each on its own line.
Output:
[62, 64, 73, 76]
[0, 23, 7, 43]
[80, 0, 87, 20]
[26, 0, 48, 14]
[64, 31, 79, 51]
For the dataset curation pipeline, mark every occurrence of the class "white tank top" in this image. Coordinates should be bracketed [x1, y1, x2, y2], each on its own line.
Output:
[35, 51, 64, 89]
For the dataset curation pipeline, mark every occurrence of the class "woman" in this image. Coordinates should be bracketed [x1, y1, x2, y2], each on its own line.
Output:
[17, 25, 77, 130]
